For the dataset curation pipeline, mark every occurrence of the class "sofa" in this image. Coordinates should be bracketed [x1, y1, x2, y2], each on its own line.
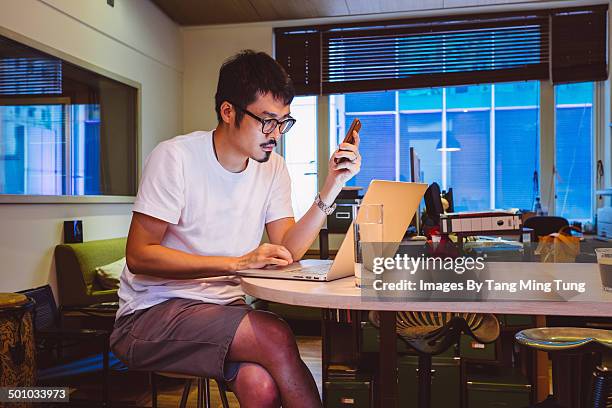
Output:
[54, 237, 126, 308]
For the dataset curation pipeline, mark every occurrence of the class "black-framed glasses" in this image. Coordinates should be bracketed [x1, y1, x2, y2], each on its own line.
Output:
[232, 103, 296, 135]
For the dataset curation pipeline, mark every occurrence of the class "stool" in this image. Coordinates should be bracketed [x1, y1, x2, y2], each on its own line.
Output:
[370, 311, 500, 408]
[515, 327, 612, 408]
[151, 371, 231, 408]
[0, 293, 36, 408]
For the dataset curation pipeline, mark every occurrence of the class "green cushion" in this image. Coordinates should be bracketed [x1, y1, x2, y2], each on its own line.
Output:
[91, 289, 122, 297]
[95, 257, 126, 289]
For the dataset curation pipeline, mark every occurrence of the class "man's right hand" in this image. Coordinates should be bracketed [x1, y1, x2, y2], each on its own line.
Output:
[237, 243, 294, 270]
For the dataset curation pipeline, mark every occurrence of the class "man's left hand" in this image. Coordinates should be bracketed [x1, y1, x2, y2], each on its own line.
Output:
[327, 131, 361, 187]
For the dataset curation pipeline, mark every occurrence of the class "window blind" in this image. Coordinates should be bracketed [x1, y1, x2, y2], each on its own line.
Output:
[550, 7, 608, 83]
[275, 5, 608, 95]
[0, 57, 62, 95]
[0, 35, 63, 96]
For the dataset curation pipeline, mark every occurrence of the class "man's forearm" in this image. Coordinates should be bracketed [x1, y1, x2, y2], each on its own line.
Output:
[281, 180, 343, 260]
[127, 244, 241, 279]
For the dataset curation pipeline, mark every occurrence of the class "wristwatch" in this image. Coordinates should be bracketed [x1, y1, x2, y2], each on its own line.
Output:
[315, 193, 337, 216]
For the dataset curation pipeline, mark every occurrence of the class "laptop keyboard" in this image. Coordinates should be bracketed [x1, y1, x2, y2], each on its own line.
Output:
[305, 264, 330, 275]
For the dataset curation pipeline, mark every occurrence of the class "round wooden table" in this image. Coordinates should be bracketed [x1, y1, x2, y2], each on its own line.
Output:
[241, 262, 612, 407]
[242, 262, 612, 316]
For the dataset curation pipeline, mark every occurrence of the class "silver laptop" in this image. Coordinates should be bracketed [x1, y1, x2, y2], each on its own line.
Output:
[238, 180, 428, 281]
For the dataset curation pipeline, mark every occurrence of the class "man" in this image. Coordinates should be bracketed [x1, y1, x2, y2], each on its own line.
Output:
[110, 50, 361, 408]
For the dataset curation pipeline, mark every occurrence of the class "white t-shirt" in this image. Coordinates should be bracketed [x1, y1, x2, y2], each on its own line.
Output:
[116, 130, 294, 318]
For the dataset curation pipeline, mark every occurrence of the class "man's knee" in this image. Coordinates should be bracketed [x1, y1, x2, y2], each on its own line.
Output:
[233, 363, 280, 408]
[251, 373, 281, 408]
[252, 311, 298, 358]
[231, 311, 300, 364]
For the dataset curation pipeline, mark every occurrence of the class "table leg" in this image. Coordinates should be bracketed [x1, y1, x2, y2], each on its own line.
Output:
[378, 311, 397, 408]
[535, 315, 549, 402]
[417, 355, 432, 408]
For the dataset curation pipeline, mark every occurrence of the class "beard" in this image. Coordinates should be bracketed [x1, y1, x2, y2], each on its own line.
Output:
[254, 151, 272, 163]
[253, 139, 276, 163]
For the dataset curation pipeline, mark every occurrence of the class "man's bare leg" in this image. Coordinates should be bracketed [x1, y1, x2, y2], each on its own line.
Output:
[227, 310, 321, 408]
[229, 362, 281, 408]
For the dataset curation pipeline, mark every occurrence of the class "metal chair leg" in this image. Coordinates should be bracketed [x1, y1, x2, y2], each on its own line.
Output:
[197, 378, 203, 408]
[102, 337, 110, 408]
[151, 374, 222, 408]
[179, 379, 192, 408]
[591, 366, 611, 408]
[151, 373, 158, 408]
[216, 379, 231, 408]
[205, 377, 211, 408]
[196, 377, 211, 408]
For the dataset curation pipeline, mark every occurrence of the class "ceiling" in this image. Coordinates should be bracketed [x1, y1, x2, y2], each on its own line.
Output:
[149, 0, 526, 26]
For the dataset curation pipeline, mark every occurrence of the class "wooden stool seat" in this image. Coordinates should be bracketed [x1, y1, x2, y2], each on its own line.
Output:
[515, 327, 612, 407]
[515, 327, 612, 351]
[155, 371, 203, 380]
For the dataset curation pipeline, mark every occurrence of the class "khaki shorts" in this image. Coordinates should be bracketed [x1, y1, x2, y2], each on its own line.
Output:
[110, 298, 252, 381]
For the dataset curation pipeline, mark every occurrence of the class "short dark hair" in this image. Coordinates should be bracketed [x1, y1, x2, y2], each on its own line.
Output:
[215, 50, 295, 126]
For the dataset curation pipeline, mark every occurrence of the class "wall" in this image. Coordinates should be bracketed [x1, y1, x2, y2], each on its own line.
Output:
[182, 26, 273, 132]
[0, 0, 183, 293]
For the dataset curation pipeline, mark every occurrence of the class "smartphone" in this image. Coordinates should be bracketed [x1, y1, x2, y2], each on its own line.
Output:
[336, 118, 361, 163]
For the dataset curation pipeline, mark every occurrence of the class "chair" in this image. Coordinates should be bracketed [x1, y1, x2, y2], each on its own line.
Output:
[423, 182, 444, 227]
[151, 371, 231, 408]
[19, 285, 113, 407]
[524, 216, 569, 241]
[370, 310, 500, 408]
[54, 237, 126, 308]
[515, 327, 612, 408]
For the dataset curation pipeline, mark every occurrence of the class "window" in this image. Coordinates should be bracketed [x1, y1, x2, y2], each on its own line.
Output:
[277, 6, 604, 221]
[446, 85, 492, 211]
[555, 82, 594, 221]
[494, 82, 539, 210]
[342, 92, 396, 189]
[284, 90, 598, 220]
[331, 82, 562, 214]
[0, 35, 137, 196]
[284, 96, 317, 220]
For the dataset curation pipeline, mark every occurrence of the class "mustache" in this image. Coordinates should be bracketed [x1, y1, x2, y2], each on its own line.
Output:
[260, 139, 277, 148]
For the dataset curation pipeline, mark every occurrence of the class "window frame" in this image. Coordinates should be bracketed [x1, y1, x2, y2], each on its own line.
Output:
[0, 28, 141, 204]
